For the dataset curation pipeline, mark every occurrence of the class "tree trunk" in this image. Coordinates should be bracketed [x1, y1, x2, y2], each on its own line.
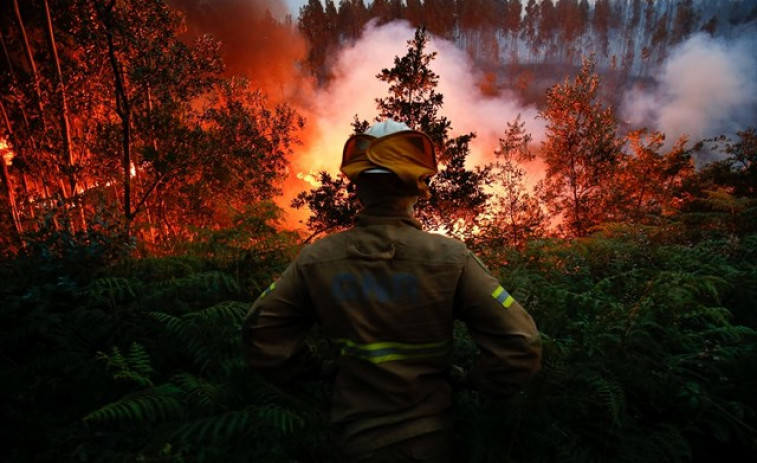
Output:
[0, 101, 23, 240]
[1, 27, 44, 173]
[43, 0, 77, 198]
[101, 1, 133, 236]
[0, 29, 16, 82]
[12, 0, 46, 121]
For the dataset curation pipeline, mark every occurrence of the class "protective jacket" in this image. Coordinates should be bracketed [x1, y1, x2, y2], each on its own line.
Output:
[242, 199, 542, 454]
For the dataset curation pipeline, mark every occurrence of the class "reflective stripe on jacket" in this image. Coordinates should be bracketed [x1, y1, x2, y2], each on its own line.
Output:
[242, 204, 542, 452]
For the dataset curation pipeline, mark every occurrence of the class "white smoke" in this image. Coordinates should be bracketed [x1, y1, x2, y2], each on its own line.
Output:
[621, 33, 757, 157]
[300, 20, 542, 173]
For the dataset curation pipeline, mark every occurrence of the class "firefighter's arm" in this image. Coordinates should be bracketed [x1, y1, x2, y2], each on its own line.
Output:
[454, 252, 542, 399]
[241, 262, 328, 384]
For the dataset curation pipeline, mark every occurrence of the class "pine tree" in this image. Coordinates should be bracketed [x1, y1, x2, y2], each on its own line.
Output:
[294, 27, 490, 239]
[373, 27, 490, 235]
[374, 27, 451, 155]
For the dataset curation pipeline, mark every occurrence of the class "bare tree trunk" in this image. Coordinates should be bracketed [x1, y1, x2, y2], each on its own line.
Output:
[9, 1, 51, 228]
[43, 0, 77, 198]
[0, 29, 16, 82]
[12, 0, 46, 121]
[1, 97, 24, 235]
[20, 172, 34, 219]
[143, 82, 159, 244]
[100, 1, 133, 236]
[0, 102, 23, 240]
[1, 27, 45, 163]
[1, 30, 32, 132]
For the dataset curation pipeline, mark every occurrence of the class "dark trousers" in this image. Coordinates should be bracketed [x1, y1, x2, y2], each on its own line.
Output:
[339, 429, 453, 463]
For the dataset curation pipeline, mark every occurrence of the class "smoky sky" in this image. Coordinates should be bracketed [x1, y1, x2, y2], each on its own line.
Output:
[621, 32, 757, 159]
[169, 0, 307, 101]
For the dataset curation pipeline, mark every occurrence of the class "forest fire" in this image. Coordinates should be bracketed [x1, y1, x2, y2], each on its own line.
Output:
[0, 0, 755, 245]
[274, 19, 546, 233]
[296, 170, 322, 188]
[0, 138, 13, 166]
[2, 3, 757, 462]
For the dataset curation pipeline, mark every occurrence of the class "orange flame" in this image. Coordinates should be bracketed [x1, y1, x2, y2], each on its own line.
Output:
[296, 170, 322, 188]
[1, 138, 14, 166]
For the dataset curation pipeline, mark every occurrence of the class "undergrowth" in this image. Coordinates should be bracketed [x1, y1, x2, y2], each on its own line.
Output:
[2, 225, 756, 462]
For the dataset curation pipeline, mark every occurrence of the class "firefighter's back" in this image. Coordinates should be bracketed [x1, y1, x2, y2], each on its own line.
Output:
[298, 215, 465, 454]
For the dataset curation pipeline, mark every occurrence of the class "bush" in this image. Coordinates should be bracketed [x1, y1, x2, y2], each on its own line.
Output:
[3, 224, 756, 462]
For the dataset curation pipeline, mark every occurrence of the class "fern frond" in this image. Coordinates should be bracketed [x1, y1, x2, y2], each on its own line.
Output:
[585, 372, 625, 428]
[183, 301, 249, 326]
[171, 401, 307, 446]
[96, 343, 154, 387]
[147, 312, 188, 335]
[172, 372, 229, 411]
[147, 312, 212, 372]
[83, 384, 184, 424]
[79, 277, 138, 308]
[173, 407, 257, 444]
[153, 271, 240, 295]
[217, 357, 246, 378]
[117, 255, 205, 281]
[256, 403, 305, 434]
[127, 342, 154, 379]
[680, 306, 732, 327]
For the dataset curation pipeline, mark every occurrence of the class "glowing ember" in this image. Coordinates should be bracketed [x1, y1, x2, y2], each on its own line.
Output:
[0, 138, 14, 166]
[296, 170, 322, 188]
[428, 218, 481, 237]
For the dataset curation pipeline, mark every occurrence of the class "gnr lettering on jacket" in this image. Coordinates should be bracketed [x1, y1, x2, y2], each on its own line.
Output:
[331, 272, 419, 303]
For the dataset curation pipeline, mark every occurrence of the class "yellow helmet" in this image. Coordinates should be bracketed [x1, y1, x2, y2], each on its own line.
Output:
[340, 120, 437, 198]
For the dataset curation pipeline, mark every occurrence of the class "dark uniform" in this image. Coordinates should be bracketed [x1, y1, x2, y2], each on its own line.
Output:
[242, 196, 542, 461]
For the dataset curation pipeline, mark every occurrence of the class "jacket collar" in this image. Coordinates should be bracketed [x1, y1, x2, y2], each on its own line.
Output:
[354, 197, 423, 230]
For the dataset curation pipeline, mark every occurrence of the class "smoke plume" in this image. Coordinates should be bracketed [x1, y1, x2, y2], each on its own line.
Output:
[170, 0, 308, 103]
[621, 33, 757, 159]
[168, 8, 543, 229]
[296, 19, 542, 175]
[281, 20, 545, 228]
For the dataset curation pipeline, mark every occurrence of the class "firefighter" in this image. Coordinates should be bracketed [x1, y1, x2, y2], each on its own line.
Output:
[242, 119, 542, 462]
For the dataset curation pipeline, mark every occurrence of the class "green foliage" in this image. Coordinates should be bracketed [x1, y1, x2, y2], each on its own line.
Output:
[4, 220, 757, 461]
[374, 26, 451, 149]
[291, 171, 360, 238]
[1, 220, 327, 462]
[84, 384, 184, 424]
[474, 229, 757, 463]
[96, 343, 155, 387]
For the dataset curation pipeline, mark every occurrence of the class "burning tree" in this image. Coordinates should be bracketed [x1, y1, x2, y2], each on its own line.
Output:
[294, 27, 490, 240]
[539, 56, 623, 237]
[481, 114, 546, 248]
[0, 0, 303, 251]
[679, 128, 757, 235]
[608, 129, 695, 225]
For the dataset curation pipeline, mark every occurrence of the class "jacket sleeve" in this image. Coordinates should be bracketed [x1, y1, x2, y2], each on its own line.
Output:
[241, 261, 324, 384]
[454, 252, 542, 399]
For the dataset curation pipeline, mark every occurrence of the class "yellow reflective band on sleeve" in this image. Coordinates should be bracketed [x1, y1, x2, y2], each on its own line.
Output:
[492, 285, 515, 308]
[258, 282, 276, 299]
[337, 339, 451, 364]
